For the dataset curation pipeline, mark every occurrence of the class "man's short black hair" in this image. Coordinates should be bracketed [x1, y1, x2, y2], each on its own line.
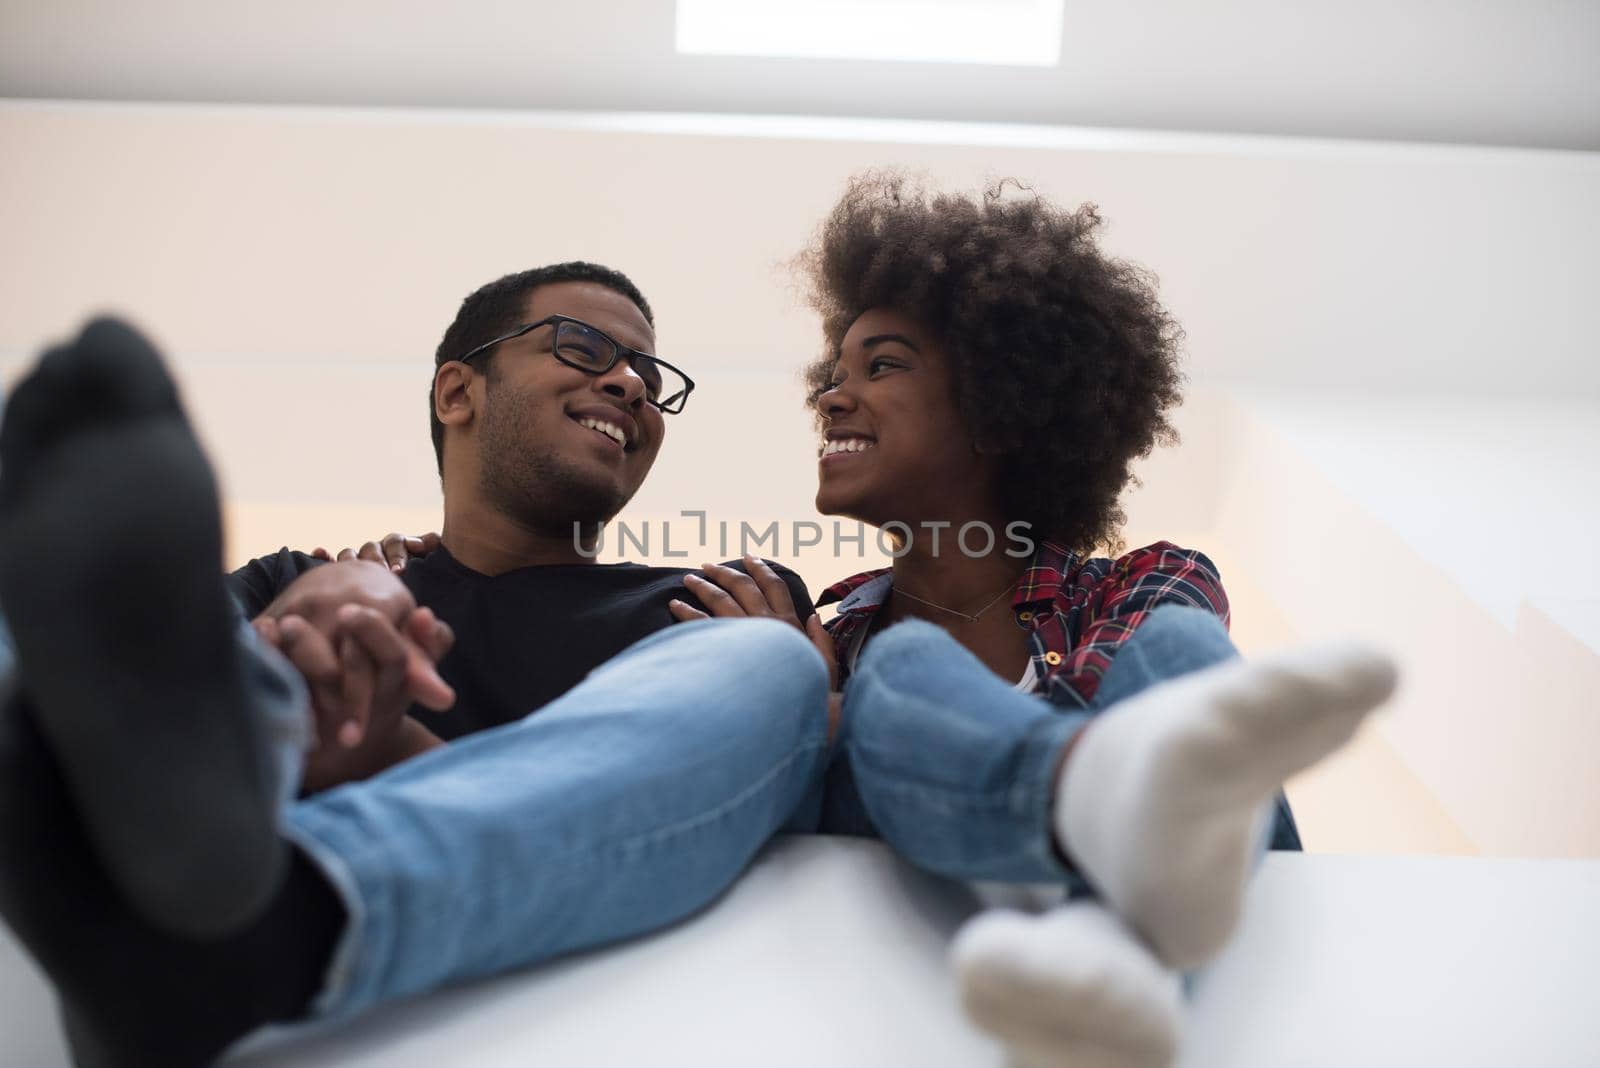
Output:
[429, 262, 654, 475]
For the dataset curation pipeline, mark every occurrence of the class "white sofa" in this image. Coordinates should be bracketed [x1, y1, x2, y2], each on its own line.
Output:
[3, 838, 1597, 1067]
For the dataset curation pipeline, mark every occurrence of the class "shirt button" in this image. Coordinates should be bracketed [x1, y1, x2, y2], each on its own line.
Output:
[1017, 611, 1033, 622]
[1044, 651, 1063, 666]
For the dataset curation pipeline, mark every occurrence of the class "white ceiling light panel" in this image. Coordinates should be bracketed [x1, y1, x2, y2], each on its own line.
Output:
[676, 0, 1065, 67]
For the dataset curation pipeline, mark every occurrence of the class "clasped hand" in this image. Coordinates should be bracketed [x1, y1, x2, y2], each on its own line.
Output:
[313, 539, 846, 742]
[253, 559, 455, 792]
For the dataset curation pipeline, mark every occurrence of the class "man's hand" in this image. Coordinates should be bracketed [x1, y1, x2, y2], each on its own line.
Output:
[253, 560, 456, 790]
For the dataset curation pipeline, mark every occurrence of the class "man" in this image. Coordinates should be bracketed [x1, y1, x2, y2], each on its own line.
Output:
[0, 264, 833, 1066]
[228, 262, 816, 789]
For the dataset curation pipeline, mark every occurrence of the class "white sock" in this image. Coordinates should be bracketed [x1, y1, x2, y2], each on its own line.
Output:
[1057, 641, 1398, 969]
[952, 903, 1183, 1068]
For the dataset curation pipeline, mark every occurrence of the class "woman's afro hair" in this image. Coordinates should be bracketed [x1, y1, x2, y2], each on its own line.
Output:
[798, 171, 1186, 555]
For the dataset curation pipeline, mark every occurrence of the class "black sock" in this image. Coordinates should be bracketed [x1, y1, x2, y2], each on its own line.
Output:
[0, 317, 286, 937]
[0, 696, 343, 1068]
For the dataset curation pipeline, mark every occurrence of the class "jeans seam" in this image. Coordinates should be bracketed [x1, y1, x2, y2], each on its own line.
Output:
[609, 740, 828, 855]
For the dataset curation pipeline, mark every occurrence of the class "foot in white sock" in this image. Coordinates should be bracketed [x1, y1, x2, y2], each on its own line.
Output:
[952, 903, 1183, 1068]
[1056, 641, 1398, 969]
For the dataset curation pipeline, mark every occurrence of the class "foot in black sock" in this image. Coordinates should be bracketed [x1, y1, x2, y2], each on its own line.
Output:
[0, 696, 343, 1068]
[0, 317, 283, 936]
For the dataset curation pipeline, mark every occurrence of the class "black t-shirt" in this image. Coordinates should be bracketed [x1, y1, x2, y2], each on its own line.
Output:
[227, 547, 815, 741]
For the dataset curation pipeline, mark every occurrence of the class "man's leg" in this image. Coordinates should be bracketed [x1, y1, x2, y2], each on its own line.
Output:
[0, 697, 343, 1068]
[0, 319, 340, 1065]
[0, 319, 830, 1065]
[287, 616, 830, 1020]
[1, 616, 828, 1066]
[0, 319, 300, 937]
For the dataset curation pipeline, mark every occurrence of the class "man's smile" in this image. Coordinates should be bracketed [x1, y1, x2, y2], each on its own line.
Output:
[567, 405, 639, 454]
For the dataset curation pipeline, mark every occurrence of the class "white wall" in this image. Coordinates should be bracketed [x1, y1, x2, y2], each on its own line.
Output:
[1197, 390, 1600, 856]
[1230, 391, 1600, 637]
[4, 102, 1597, 397]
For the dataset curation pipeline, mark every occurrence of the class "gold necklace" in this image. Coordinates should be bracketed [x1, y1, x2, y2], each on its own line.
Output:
[891, 574, 1020, 624]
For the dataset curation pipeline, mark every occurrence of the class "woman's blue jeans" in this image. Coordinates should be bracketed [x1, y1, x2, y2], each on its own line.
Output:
[838, 604, 1297, 889]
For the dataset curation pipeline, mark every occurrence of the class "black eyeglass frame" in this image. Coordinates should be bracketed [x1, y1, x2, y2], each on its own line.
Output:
[456, 314, 695, 414]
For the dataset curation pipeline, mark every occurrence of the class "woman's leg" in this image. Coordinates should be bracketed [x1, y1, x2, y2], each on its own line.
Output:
[844, 607, 1394, 967]
[841, 619, 1087, 884]
[847, 609, 1392, 1068]
[1089, 605, 1301, 851]
[953, 901, 1184, 1068]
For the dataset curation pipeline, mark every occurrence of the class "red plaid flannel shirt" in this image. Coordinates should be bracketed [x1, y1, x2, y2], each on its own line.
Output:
[817, 540, 1230, 709]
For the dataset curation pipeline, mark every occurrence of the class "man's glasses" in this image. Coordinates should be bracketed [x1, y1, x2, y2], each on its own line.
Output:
[457, 315, 694, 414]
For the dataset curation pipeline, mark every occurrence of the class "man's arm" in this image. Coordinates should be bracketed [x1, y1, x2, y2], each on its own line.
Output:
[766, 559, 817, 621]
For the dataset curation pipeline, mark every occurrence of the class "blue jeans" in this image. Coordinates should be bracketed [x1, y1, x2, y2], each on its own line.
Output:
[839, 604, 1297, 888]
[0, 612, 828, 1022]
[3, 591, 1279, 1017]
[284, 617, 830, 1020]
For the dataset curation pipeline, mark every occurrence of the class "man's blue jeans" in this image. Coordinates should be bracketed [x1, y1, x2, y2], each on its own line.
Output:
[0, 614, 830, 1022]
[284, 617, 829, 1019]
[839, 604, 1297, 888]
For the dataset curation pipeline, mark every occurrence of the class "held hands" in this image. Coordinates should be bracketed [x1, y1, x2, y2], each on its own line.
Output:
[672, 555, 841, 695]
[254, 559, 455, 792]
[308, 543, 848, 744]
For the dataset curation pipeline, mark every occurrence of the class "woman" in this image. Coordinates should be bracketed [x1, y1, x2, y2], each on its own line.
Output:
[348, 174, 1395, 1068]
[663, 173, 1395, 1068]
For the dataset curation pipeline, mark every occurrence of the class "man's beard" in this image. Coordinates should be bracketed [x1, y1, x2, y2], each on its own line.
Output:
[476, 386, 630, 538]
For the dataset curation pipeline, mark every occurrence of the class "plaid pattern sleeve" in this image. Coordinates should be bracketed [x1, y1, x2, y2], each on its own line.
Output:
[1034, 541, 1229, 709]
